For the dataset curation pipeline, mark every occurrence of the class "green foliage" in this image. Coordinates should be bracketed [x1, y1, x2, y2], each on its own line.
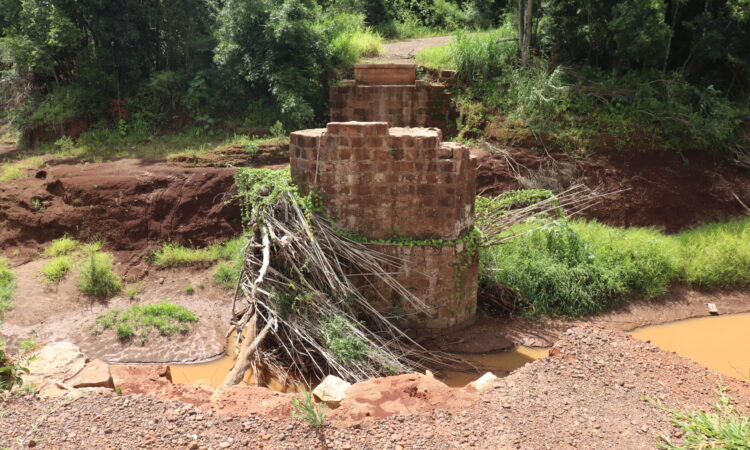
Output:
[319, 315, 370, 365]
[212, 239, 246, 289]
[152, 243, 215, 267]
[44, 237, 78, 257]
[214, 0, 331, 129]
[40, 256, 71, 283]
[77, 252, 121, 297]
[0, 156, 44, 181]
[325, 13, 384, 67]
[124, 283, 142, 300]
[0, 258, 15, 315]
[0, 348, 29, 392]
[481, 203, 750, 317]
[653, 387, 750, 449]
[92, 302, 199, 342]
[151, 238, 245, 268]
[184, 284, 194, 295]
[291, 390, 327, 427]
[234, 167, 322, 221]
[677, 219, 750, 289]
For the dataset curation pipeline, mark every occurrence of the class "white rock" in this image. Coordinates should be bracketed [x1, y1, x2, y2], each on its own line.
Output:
[312, 375, 351, 408]
[467, 372, 498, 391]
[26, 342, 86, 380]
[22, 342, 86, 397]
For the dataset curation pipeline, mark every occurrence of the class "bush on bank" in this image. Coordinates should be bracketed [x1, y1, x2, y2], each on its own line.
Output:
[482, 214, 750, 318]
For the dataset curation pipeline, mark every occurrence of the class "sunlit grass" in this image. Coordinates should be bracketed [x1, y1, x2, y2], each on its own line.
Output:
[0, 156, 45, 181]
[44, 237, 79, 257]
[41, 256, 72, 283]
[0, 258, 15, 315]
[151, 237, 246, 268]
[482, 211, 750, 317]
[92, 302, 199, 342]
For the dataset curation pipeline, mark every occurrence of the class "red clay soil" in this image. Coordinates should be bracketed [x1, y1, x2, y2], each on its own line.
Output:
[475, 146, 750, 232]
[0, 159, 241, 252]
[4, 326, 750, 448]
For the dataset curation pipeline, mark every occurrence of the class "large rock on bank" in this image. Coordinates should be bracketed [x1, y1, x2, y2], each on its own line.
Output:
[312, 375, 351, 408]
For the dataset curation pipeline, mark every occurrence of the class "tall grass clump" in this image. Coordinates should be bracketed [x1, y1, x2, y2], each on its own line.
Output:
[78, 252, 121, 297]
[0, 258, 15, 314]
[152, 237, 246, 268]
[571, 221, 681, 299]
[92, 301, 198, 342]
[44, 237, 79, 257]
[481, 191, 750, 318]
[151, 243, 215, 267]
[677, 218, 750, 289]
[325, 13, 383, 67]
[41, 256, 72, 283]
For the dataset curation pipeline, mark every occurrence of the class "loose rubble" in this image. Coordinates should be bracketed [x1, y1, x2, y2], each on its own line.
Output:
[4, 326, 749, 448]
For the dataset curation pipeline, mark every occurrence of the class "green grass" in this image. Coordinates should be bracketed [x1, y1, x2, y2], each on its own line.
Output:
[0, 156, 44, 182]
[152, 237, 245, 268]
[124, 282, 142, 300]
[415, 26, 517, 71]
[481, 204, 750, 317]
[44, 237, 79, 257]
[78, 252, 121, 297]
[40, 256, 72, 283]
[331, 30, 384, 66]
[653, 388, 750, 449]
[0, 258, 15, 315]
[92, 302, 199, 342]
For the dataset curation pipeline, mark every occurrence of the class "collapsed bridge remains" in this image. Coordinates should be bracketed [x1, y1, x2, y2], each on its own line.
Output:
[290, 121, 478, 333]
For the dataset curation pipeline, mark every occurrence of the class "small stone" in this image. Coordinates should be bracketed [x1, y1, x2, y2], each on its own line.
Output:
[219, 442, 231, 448]
[262, 434, 271, 441]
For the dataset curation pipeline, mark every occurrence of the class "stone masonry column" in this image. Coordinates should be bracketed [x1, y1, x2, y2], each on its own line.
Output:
[290, 121, 478, 334]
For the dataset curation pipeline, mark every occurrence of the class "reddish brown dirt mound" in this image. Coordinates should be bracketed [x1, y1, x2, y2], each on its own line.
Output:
[475, 147, 750, 232]
[0, 159, 241, 251]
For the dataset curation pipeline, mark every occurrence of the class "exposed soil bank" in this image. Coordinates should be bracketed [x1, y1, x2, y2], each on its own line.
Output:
[1, 262, 231, 363]
[0, 159, 241, 253]
[4, 326, 750, 448]
[474, 147, 750, 232]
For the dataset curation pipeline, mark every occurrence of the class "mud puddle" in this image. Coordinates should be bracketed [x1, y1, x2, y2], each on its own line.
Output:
[631, 312, 750, 380]
[169, 334, 299, 392]
[171, 339, 549, 390]
[441, 346, 549, 387]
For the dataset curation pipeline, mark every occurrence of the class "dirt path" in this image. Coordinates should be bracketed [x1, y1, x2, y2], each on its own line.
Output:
[3, 326, 749, 449]
[365, 36, 453, 63]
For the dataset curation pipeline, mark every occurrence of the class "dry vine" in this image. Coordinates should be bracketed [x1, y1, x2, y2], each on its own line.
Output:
[219, 169, 613, 389]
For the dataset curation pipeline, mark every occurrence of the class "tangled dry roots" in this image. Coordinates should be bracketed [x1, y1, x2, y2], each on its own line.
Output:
[219, 192, 444, 389]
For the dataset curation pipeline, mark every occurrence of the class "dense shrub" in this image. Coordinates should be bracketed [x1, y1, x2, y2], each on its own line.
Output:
[481, 199, 750, 317]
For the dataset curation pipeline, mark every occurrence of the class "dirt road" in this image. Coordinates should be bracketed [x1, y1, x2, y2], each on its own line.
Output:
[365, 36, 453, 63]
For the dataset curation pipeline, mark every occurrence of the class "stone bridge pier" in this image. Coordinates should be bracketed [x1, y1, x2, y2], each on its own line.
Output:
[290, 121, 478, 335]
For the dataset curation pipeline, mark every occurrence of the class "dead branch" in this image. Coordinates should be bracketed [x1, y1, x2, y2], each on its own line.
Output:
[218, 315, 274, 390]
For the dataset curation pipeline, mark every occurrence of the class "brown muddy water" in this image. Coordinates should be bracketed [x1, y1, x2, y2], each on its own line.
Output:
[169, 343, 549, 390]
[169, 313, 750, 390]
[631, 312, 750, 380]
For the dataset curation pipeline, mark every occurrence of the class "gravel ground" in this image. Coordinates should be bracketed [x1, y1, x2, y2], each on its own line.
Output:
[3, 326, 749, 449]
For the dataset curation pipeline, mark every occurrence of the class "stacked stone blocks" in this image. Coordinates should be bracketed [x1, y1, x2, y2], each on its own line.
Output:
[290, 121, 478, 333]
[330, 64, 454, 135]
